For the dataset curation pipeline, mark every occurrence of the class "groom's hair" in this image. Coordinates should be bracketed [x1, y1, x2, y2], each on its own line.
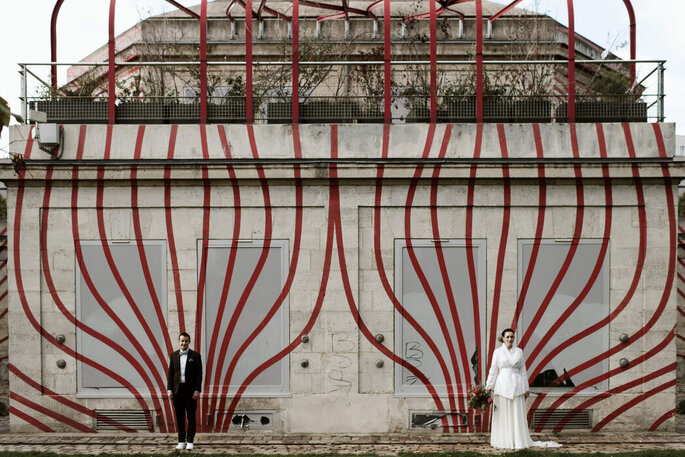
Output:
[179, 332, 191, 341]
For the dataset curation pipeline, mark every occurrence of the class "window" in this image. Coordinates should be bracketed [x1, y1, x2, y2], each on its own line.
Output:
[394, 239, 487, 396]
[76, 241, 167, 394]
[200, 240, 289, 396]
[517, 239, 609, 391]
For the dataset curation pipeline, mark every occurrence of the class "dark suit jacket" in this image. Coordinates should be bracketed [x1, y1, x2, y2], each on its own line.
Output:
[167, 349, 203, 394]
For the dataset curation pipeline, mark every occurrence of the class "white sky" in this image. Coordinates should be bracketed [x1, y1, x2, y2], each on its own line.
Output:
[1, 0, 683, 154]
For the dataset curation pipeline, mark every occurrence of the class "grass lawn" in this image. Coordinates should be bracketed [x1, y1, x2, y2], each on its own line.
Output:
[0, 452, 684, 457]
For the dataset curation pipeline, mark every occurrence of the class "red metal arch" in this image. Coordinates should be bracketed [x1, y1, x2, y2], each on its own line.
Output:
[49, 0, 637, 125]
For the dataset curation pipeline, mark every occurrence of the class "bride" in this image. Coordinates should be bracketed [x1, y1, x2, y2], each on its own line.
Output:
[485, 328, 561, 450]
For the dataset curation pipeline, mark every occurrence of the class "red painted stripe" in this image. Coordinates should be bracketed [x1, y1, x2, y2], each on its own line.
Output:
[373, 125, 449, 432]
[9, 363, 93, 418]
[519, 124, 584, 350]
[130, 126, 174, 358]
[464, 124, 483, 425]
[16, 126, 146, 428]
[215, 125, 273, 429]
[510, 124, 546, 332]
[91, 129, 171, 403]
[217, 138, 304, 433]
[10, 406, 54, 432]
[0, 309, 7, 320]
[403, 125, 462, 429]
[332, 124, 449, 432]
[528, 124, 613, 378]
[650, 409, 676, 431]
[10, 391, 94, 433]
[529, 122, 647, 421]
[164, 125, 186, 333]
[195, 124, 212, 353]
[489, 123, 511, 366]
[678, 306, 685, 318]
[205, 125, 242, 422]
[535, 324, 675, 431]
[0, 291, 7, 303]
[545, 361, 675, 432]
[65, 126, 158, 425]
[593, 379, 676, 432]
[429, 125, 470, 412]
[565, 125, 675, 378]
[221, 127, 336, 431]
[73, 198, 169, 427]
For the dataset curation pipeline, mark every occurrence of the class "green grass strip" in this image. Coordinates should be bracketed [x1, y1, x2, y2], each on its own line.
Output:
[0, 451, 684, 457]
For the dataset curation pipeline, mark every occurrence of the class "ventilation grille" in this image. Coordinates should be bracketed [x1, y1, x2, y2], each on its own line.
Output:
[532, 409, 591, 430]
[95, 409, 153, 431]
[214, 411, 275, 430]
[410, 411, 468, 429]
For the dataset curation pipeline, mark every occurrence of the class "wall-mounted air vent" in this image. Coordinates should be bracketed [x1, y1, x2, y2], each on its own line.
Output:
[216, 411, 275, 430]
[95, 409, 153, 431]
[410, 411, 468, 429]
[532, 409, 592, 430]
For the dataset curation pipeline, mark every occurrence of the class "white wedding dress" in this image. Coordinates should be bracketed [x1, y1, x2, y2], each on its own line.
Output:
[486, 344, 561, 450]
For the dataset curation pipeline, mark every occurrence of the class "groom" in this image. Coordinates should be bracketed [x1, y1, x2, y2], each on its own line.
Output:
[167, 332, 202, 450]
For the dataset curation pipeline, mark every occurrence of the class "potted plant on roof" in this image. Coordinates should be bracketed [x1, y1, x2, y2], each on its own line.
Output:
[115, 72, 167, 124]
[35, 72, 108, 124]
[207, 75, 247, 123]
[556, 70, 646, 123]
[351, 46, 386, 123]
[261, 31, 358, 124]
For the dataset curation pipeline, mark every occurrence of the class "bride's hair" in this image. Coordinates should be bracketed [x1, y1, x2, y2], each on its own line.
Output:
[498, 328, 515, 343]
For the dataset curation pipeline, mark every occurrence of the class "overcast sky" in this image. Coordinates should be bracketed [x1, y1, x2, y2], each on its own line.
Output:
[1, 0, 683, 154]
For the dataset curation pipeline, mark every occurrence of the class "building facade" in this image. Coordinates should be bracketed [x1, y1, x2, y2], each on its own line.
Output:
[5, 0, 681, 434]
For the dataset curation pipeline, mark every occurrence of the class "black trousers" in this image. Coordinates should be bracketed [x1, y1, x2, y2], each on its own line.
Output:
[173, 383, 197, 443]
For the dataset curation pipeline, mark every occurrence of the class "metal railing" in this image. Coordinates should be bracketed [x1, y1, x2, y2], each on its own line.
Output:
[19, 59, 666, 124]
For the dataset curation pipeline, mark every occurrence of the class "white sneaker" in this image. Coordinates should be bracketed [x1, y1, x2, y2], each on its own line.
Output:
[175, 442, 186, 450]
[186, 443, 194, 450]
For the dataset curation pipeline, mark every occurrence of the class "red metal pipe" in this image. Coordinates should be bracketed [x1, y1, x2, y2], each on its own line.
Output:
[164, 0, 201, 19]
[108, 0, 116, 124]
[475, 0, 483, 122]
[567, 0, 576, 122]
[50, 0, 65, 90]
[200, 0, 208, 124]
[292, 0, 299, 123]
[383, 0, 391, 123]
[622, 0, 636, 83]
[429, 0, 437, 123]
[489, 0, 523, 22]
[246, 0, 253, 123]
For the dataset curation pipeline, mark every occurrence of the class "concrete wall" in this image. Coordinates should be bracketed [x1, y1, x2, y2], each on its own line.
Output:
[3, 122, 679, 433]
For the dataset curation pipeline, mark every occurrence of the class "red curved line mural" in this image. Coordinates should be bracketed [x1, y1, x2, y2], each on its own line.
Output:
[164, 124, 186, 333]
[372, 124, 452, 432]
[204, 124, 243, 427]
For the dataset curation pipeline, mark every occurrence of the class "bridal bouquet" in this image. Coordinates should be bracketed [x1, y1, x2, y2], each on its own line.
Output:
[467, 384, 494, 411]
